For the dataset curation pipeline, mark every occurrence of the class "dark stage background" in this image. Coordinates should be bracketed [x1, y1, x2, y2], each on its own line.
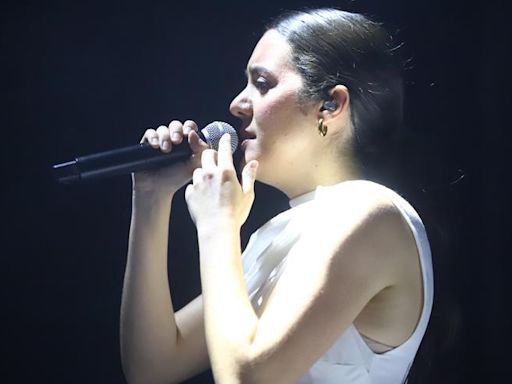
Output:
[1, 0, 509, 383]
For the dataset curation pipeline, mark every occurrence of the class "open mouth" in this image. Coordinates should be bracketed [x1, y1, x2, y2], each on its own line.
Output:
[239, 128, 257, 144]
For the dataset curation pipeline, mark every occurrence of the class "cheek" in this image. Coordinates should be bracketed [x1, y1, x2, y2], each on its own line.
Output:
[249, 101, 298, 166]
[255, 88, 299, 128]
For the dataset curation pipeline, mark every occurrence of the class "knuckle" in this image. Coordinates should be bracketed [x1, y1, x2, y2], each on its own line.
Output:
[220, 168, 234, 181]
[204, 171, 215, 180]
[202, 148, 215, 158]
[144, 129, 159, 145]
[156, 125, 170, 137]
[183, 120, 198, 133]
[168, 120, 183, 132]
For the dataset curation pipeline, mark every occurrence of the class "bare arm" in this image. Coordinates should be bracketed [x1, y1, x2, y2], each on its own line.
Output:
[186, 138, 413, 383]
[197, 190, 407, 384]
[120, 191, 208, 383]
[120, 121, 210, 384]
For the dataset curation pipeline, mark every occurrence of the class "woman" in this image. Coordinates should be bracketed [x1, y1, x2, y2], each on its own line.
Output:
[120, 8, 433, 384]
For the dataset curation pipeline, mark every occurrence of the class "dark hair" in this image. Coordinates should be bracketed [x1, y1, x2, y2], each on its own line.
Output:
[267, 8, 404, 183]
[268, 12, 464, 384]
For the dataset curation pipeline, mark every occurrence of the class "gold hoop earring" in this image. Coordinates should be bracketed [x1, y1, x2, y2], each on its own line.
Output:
[317, 118, 328, 136]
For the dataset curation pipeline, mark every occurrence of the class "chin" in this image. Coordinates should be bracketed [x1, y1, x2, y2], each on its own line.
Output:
[235, 151, 256, 171]
[241, 147, 258, 165]
[237, 156, 247, 170]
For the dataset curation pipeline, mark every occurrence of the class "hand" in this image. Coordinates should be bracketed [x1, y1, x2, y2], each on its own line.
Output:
[132, 120, 209, 196]
[185, 134, 258, 231]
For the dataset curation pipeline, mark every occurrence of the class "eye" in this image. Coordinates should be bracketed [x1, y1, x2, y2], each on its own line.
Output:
[254, 76, 271, 93]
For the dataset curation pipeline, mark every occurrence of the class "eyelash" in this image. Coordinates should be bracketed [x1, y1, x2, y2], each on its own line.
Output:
[253, 76, 271, 93]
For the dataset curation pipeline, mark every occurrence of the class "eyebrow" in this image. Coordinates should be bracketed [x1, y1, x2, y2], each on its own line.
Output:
[245, 65, 273, 79]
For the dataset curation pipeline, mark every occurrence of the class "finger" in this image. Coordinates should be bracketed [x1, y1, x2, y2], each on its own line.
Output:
[189, 131, 209, 154]
[141, 128, 159, 147]
[217, 133, 234, 169]
[184, 184, 197, 223]
[156, 125, 171, 152]
[168, 120, 184, 145]
[192, 168, 203, 185]
[201, 149, 217, 171]
[184, 184, 193, 202]
[183, 120, 198, 135]
[242, 160, 258, 194]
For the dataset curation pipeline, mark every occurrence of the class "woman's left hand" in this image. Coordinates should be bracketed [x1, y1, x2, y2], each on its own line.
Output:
[185, 133, 258, 231]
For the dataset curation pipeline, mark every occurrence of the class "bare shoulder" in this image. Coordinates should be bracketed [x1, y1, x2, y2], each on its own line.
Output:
[315, 180, 423, 346]
[246, 181, 420, 380]
[307, 180, 411, 264]
[325, 179, 418, 259]
[293, 180, 421, 301]
[277, 180, 417, 303]
[322, 179, 400, 214]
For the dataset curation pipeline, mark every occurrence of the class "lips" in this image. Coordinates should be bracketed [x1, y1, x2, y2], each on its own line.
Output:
[238, 128, 256, 152]
[238, 127, 257, 142]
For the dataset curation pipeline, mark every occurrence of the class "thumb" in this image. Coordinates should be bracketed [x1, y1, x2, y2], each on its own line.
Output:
[242, 160, 258, 194]
[184, 184, 197, 224]
[188, 130, 209, 154]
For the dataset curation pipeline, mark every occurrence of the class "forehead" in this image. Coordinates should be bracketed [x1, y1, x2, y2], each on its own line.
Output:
[247, 29, 294, 73]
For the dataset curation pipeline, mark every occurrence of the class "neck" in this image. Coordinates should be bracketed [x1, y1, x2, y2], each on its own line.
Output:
[279, 159, 361, 199]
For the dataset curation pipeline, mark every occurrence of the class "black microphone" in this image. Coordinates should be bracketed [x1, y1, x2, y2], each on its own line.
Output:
[53, 121, 238, 184]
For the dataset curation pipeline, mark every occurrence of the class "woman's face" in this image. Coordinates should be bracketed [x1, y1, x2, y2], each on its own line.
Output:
[230, 29, 322, 191]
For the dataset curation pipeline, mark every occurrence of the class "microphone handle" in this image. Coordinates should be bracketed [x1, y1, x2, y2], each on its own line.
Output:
[53, 141, 194, 184]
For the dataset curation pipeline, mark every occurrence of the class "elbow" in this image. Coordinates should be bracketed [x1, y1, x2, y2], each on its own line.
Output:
[121, 358, 178, 384]
[122, 365, 157, 384]
[237, 356, 291, 384]
[122, 366, 149, 384]
[239, 370, 267, 384]
[123, 370, 178, 384]
[210, 346, 297, 384]
[239, 368, 290, 384]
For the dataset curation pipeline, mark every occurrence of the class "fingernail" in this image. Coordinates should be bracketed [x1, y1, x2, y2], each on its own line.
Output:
[162, 140, 169, 150]
[151, 137, 158, 145]
[172, 133, 180, 141]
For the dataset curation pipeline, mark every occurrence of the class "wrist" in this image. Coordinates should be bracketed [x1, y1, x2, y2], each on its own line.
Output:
[196, 215, 241, 238]
[133, 182, 180, 196]
[132, 188, 174, 209]
[197, 217, 242, 268]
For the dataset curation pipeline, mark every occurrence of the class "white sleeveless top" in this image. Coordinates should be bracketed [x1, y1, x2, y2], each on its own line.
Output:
[241, 180, 434, 384]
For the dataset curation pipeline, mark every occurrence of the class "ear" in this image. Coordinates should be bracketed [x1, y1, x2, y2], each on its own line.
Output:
[320, 85, 350, 126]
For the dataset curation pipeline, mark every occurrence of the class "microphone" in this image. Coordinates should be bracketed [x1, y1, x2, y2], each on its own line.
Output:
[53, 121, 238, 184]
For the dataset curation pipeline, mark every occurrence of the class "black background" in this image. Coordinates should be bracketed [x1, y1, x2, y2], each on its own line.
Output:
[1, 0, 509, 383]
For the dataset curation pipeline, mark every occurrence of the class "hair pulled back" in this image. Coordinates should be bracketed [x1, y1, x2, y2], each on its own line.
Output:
[267, 8, 405, 181]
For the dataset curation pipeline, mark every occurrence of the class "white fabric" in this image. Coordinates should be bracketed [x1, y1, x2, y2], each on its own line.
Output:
[241, 180, 434, 383]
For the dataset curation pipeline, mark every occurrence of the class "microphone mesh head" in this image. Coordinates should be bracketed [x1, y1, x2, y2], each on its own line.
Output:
[201, 121, 238, 153]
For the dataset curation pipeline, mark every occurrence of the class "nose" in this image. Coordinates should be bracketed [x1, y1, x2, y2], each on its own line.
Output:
[229, 86, 252, 119]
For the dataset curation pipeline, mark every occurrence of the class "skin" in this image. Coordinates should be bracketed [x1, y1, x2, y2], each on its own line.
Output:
[120, 29, 423, 384]
[230, 30, 356, 198]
